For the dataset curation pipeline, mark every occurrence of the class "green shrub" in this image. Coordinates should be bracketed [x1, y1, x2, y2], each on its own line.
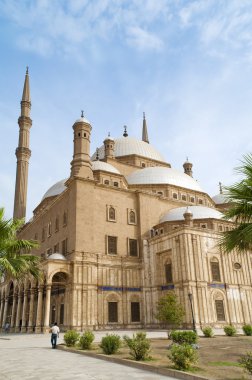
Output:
[224, 325, 237, 336]
[123, 332, 151, 361]
[169, 343, 198, 370]
[64, 330, 80, 347]
[202, 326, 214, 338]
[239, 351, 252, 374]
[100, 334, 121, 355]
[170, 330, 198, 345]
[79, 330, 95, 350]
[243, 325, 252, 336]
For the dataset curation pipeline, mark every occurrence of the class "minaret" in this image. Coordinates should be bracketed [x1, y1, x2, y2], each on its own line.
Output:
[142, 112, 149, 144]
[70, 111, 94, 179]
[183, 157, 193, 177]
[103, 133, 115, 159]
[13, 67, 32, 220]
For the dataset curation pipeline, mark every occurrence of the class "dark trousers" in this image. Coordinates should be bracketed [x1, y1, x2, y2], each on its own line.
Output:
[51, 333, 58, 348]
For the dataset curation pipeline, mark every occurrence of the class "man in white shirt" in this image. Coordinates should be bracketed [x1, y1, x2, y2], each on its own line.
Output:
[50, 322, 60, 348]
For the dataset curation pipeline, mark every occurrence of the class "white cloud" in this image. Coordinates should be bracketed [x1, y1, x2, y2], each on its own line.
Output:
[126, 26, 163, 51]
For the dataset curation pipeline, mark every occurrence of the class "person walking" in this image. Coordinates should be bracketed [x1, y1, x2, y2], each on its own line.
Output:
[50, 322, 60, 349]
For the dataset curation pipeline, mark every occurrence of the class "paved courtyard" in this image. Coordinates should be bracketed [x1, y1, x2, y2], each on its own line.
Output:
[0, 331, 179, 380]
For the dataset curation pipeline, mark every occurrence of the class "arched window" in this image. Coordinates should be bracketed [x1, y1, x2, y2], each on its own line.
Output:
[210, 258, 221, 282]
[104, 180, 109, 185]
[55, 217, 59, 232]
[42, 228, 45, 242]
[109, 207, 116, 221]
[48, 222, 52, 237]
[63, 211, 67, 226]
[129, 210, 136, 224]
[165, 261, 173, 283]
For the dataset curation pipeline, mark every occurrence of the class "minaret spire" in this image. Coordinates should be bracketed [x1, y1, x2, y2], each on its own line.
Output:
[142, 112, 149, 143]
[13, 68, 32, 220]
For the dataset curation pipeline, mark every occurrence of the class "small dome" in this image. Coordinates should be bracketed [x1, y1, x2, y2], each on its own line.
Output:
[92, 137, 165, 162]
[74, 116, 90, 124]
[92, 161, 120, 174]
[127, 167, 203, 192]
[160, 206, 223, 223]
[41, 179, 67, 201]
[212, 193, 228, 205]
[48, 253, 66, 260]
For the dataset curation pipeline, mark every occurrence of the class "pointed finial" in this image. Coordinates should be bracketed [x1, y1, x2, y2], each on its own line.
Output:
[186, 156, 189, 162]
[123, 125, 128, 137]
[26, 66, 29, 75]
[81, 110, 84, 118]
[219, 181, 223, 194]
[108, 132, 110, 137]
[96, 148, 99, 161]
[142, 112, 149, 143]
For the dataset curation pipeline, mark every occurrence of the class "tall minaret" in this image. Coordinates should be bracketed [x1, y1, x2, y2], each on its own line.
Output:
[142, 112, 149, 143]
[13, 67, 32, 220]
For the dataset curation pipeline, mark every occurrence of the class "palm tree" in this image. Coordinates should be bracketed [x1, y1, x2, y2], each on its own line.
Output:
[220, 154, 252, 253]
[0, 208, 41, 280]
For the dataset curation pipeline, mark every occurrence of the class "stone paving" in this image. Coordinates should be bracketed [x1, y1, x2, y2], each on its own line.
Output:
[0, 331, 180, 380]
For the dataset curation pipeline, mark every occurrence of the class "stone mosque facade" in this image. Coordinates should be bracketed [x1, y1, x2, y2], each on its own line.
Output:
[1, 70, 252, 333]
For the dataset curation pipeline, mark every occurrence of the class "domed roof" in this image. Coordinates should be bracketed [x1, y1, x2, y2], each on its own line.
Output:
[127, 167, 203, 192]
[92, 160, 120, 174]
[74, 116, 90, 124]
[212, 193, 228, 205]
[41, 162, 120, 201]
[92, 137, 165, 162]
[42, 179, 67, 201]
[48, 253, 66, 260]
[160, 206, 223, 223]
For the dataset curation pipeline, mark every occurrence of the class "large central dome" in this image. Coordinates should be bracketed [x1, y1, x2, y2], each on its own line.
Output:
[127, 167, 203, 192]
[92, 137, 165, 162]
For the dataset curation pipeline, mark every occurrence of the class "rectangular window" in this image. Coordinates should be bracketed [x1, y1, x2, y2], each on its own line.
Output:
[108, 236, 117, 255]
[62, 239, 68, 255]
[215, 300, 225, 321]
[54, 243, 59, 253]
[60, 304, 64, 324]
[211, 262, 221, 282]
[108, 302, 118, 322]
[165, 263, 173, 283]
[131, 302, 140, 322]
[129, 239, 138, 257]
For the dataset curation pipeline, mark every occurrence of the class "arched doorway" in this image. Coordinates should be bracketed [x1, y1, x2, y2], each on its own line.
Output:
[50, 272, 68, 327]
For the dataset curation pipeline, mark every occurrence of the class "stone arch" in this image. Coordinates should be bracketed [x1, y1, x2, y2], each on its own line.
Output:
[50, 271, 69, 326]
[105, 292, 122, 324]
[211, 289, 227, 323]
[48, 268, 70, 284]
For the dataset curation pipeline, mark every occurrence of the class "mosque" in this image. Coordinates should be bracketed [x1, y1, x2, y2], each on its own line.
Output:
[0, 69, 251, 333]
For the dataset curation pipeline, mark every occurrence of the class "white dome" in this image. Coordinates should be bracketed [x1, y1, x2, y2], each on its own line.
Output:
[127, 167, 203, 192]
[48, 253, 66, 260]
[42, 179, 67, 201]
[160, 206, 223, 223]
[212, 193, 228, 205]
[41, 162, 120, 201]
[74, 117, 90, 124]
[92, 137, 165, 162]
[92, 160, 120, 174]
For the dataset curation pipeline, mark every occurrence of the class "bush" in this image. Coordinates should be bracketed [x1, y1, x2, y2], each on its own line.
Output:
[224, 325, 237, 336]
[202, 326, 214, 338]
[170, 330, 198, 345]
[243, 325, 252, 336]
[79, 330, 95, 350]
[169, 343, 198, 370]
[100, 334, 121, 355]
[239, 352, 252, 374]
[123, 332, 151, 361]
[64, 330, 80, 347]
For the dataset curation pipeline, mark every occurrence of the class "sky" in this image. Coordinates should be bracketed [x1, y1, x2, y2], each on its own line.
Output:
[1, 0, 252, 220]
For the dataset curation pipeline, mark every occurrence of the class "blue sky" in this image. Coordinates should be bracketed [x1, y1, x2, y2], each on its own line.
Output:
[1, 0, 252, 219]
